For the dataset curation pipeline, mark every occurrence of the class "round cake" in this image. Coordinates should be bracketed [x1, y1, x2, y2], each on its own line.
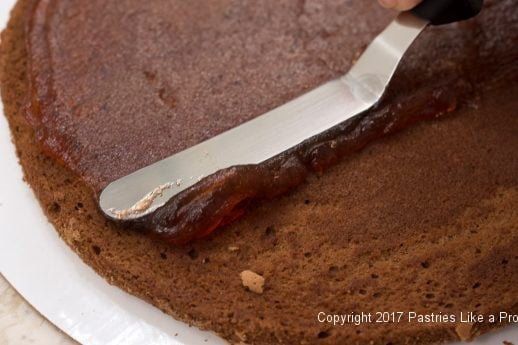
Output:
[1, 0, 517, 344]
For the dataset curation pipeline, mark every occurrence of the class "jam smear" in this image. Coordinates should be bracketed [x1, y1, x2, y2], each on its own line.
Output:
[138, 79, 469, 244]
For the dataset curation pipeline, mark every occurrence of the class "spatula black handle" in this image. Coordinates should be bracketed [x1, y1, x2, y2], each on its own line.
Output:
[411, 0, 483, 25]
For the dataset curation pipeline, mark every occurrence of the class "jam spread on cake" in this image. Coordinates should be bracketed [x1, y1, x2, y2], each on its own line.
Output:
[26, 0, 518, 243]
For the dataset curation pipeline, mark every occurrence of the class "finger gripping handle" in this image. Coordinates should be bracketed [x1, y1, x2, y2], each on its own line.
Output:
[411, 0, 484, 25]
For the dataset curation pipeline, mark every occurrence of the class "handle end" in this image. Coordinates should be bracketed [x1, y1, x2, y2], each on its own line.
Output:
[411, 0, 483, 25]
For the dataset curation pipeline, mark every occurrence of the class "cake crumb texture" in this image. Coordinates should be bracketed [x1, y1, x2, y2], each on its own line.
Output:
[454, 322, 474, 341]
[240, 270, 265, 294]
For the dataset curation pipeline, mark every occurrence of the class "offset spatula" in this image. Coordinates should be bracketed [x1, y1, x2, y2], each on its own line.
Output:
[100, 0, 483, 220]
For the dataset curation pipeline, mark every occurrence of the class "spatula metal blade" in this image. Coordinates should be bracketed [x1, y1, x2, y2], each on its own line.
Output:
[99, 12, 428, 219]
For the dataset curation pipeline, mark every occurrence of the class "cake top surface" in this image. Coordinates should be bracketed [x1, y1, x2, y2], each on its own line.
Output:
[25, 0, 518, 243]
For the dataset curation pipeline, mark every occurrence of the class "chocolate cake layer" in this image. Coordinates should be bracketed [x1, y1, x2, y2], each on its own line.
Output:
[25, 0, 518, 243]
[1, 0, 518, 344]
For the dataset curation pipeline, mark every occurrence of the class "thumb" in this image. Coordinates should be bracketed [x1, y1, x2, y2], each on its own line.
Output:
[378, 0, 423, 11]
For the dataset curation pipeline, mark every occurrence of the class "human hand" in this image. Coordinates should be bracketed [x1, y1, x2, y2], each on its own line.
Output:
[378, 0, 423, 11]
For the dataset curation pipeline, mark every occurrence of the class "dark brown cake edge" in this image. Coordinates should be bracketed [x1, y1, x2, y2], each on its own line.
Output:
[0, 0, 229, 341]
